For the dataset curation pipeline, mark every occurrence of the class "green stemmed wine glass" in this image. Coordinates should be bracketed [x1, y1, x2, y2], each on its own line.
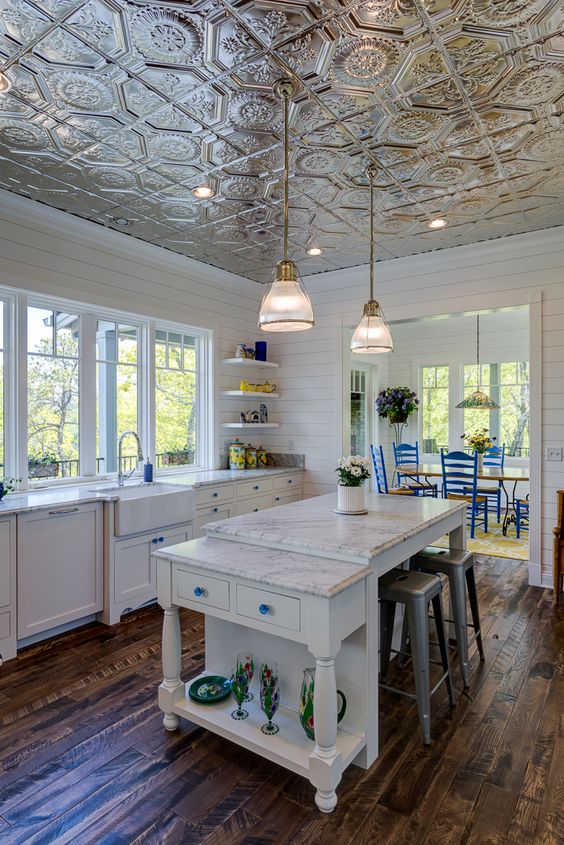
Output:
[259, 661, 280, 735]
[231, 657, 249, 720]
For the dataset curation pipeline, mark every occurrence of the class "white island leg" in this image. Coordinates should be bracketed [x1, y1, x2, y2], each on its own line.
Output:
[309, 654, 343, 813]
[158, 606, 183, 731]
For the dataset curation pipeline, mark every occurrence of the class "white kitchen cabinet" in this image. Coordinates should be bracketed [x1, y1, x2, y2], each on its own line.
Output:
[194, 504, 233, 538]
[235, 493, 273, 516]
[114, 526, 193, 607]
[0, 516, 16, 661]
[17, 503, 103, 639]
[273, 491, 301, 507]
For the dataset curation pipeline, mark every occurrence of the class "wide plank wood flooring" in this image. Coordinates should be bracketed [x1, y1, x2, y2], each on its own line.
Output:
[0, 555, 562, 845]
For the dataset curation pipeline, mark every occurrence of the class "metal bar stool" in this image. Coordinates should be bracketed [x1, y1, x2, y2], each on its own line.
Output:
[408, 547, 485, 688]
[379, 568, 457, 746]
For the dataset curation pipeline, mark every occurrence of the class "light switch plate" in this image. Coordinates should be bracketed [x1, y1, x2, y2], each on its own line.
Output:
[546, 447, 562, 461]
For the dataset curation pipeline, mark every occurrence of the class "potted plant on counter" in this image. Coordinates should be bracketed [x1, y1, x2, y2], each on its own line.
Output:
[335, 456, 371, 514]
[0, 476, 19, 502]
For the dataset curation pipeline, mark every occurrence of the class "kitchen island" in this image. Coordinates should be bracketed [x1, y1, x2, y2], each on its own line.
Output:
[154, 492, 466, 812]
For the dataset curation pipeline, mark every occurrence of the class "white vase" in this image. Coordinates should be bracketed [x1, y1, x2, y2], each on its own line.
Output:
[477, 453, 484, 473]
[337, 484, 366, 514]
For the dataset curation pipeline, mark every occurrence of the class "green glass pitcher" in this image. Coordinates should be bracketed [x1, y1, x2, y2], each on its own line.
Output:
[298, 667, 346, 741]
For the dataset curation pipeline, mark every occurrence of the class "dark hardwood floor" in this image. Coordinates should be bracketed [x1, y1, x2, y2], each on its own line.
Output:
[0, 555, 562, 845]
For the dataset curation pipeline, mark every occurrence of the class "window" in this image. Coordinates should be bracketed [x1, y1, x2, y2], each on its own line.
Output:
[155, 329, 198, 469]
[421, 366, 449, 454]
[96, 321, 139, 474]
[463, 362, 529, 457]
[27, 307, 80, 479]
[0, 288, 211, 486]
[0, 301, 4, 474]
[350, 369, 368, 455]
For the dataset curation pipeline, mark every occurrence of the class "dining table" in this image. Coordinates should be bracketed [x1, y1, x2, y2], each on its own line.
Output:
[399, 463, 530, 536]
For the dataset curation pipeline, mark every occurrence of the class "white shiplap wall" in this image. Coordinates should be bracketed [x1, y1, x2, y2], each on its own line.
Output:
[277, 226, 564, 587]
[0, 189, 262, 467]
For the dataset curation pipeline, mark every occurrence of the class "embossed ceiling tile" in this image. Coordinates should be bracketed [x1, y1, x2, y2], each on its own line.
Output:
[342, 0, 426, 38]
[440, 30, 513, 98]
[421, 157, 483, 187]
[0, 91, 35, 117]
[221, 174, 265, 200]
[289, 176, 339, 205]
[0, 0, 52, 44]
[65, 0, 127, 58]
[128, 4, 203, 66]
[118, 77, 167, 119]
[43, 68, 118, 115]
[300, 120, 357, 147]
[0, 116, 53, 152]
[296, 145, 347, 176]
[205, 9, 263, 73]
[227, 89, 283, 133]
[33, 26, 106, 69]
[520, 127, 562, 162]
[471, 0, 549, 28]
[75, 140, 132, 166]
[498, 62, 564, 107]
[383, 109, 448, 144]
[144, 103, 202, 134]
[330, 36, 403, 90]
[392, 44, 450, 104]
[137, 67, 208, 101]
[230, 56, 282, 88]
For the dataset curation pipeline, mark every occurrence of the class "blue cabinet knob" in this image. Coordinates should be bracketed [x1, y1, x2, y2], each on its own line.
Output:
[254, 484, 259, 490]
[194, 586, 205, 597]
[253, 508, 259, 512]
[158, 536, 164, 543]
[151, 537, 158, 544]
[213, 507, 218, 513]
[288, 479, 293, 484]
[259, 603, 270, 615]
[213, 491, 218, 497]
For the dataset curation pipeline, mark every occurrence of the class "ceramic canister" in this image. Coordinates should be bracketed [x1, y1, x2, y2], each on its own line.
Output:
[256, 447, 267, 467]
[229, 440, 246, 470]
[245, 446, 257, 469]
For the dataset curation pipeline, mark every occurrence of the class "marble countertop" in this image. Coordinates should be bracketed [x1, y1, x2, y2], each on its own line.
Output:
[205, 491, 466, 563]
[153, 536, 370, 598]
[0, 467, 303, 516]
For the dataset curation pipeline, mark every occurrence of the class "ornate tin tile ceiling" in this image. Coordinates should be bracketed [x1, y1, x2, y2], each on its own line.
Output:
[0, 0, 562, 282]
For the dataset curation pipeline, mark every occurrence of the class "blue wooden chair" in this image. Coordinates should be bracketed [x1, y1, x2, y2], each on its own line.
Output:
[475, 444, 505, 522]
[371, 445, 417, 497]
[441, 451, 488, 539]
[393, 441, 438, 498]
[516, 497, 529, 538]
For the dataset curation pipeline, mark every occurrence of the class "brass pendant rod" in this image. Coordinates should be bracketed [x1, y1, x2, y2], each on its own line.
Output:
[369, 168, 374, 302]
[283, 87, 289, 264]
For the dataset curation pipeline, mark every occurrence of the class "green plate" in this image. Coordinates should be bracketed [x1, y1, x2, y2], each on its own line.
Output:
[188, 675, 232, 704]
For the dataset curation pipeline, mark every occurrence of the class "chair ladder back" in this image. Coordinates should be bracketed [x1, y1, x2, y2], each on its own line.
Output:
[441, 450, 478, 498]
[483, 444, 505, 468]
[371, 444, 389, 494]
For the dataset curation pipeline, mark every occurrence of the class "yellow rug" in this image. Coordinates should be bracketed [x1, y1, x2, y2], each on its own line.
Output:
[436, 520, 528, 561]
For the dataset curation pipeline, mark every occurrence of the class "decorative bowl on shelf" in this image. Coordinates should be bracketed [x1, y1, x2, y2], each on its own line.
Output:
[188, 675, 232, 704]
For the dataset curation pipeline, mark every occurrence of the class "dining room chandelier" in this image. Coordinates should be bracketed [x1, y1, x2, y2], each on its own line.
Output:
[257, 78, 314, 333]
[456, 315, 500, 409]
[350, 165, 393, 354]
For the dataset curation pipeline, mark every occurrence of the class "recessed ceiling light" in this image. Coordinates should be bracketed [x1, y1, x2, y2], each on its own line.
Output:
[111, 216, 131, 226]
[0, 71, 12, 93]
[427, 218, 448, 230]
[191, 184, 215, 199]
[306, 246, 323, 256]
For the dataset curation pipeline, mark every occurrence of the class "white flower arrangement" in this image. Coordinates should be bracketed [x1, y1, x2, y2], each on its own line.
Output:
[336, 455, 371, 487]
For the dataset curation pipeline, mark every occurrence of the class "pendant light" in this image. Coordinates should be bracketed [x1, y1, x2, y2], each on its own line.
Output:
[258, 78, 314, 333]
[456, 315, 500, 409]
[350, 165, 393, 354]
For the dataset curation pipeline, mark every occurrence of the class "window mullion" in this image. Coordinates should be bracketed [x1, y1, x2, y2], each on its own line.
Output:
[81, 313, 96, 476]
[145, 321, 155, 467]
[15, 293, 28, 486]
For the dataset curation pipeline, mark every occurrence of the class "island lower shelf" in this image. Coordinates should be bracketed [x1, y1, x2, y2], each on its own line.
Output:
[168, 672, 366, 779]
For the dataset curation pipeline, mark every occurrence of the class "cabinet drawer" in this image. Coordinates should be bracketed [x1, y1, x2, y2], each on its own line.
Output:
[236, 584, 300, 631]
[273, 492, 300, 507]
[196, 484, 234, 507]
[174, 566, 230, 611]
[235, 494, 273, 516]
[0, 609, 11, 640]
[236, 478, 273, 499]
[274, 473, 303, 491]
[194, 505, 232, 538]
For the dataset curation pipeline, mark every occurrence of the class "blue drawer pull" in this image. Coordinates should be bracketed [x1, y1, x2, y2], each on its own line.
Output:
[194, 586, 205, 597]
[213, 507, 218, 513]
[213, 491, 218, 497]
[254, 484, 259, 490]
[259, 603, 271, 615]
[159, 536, 164, 543]
[151, 537, 158, 544]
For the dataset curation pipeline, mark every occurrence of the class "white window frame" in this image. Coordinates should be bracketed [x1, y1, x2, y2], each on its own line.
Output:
[0, 285, 213, 488]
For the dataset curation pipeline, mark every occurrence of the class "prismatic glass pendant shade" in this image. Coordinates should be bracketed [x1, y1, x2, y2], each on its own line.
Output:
[258, 79, 314, 333]
[456, 315, 500, 410]
[350, 165, 393, 354]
